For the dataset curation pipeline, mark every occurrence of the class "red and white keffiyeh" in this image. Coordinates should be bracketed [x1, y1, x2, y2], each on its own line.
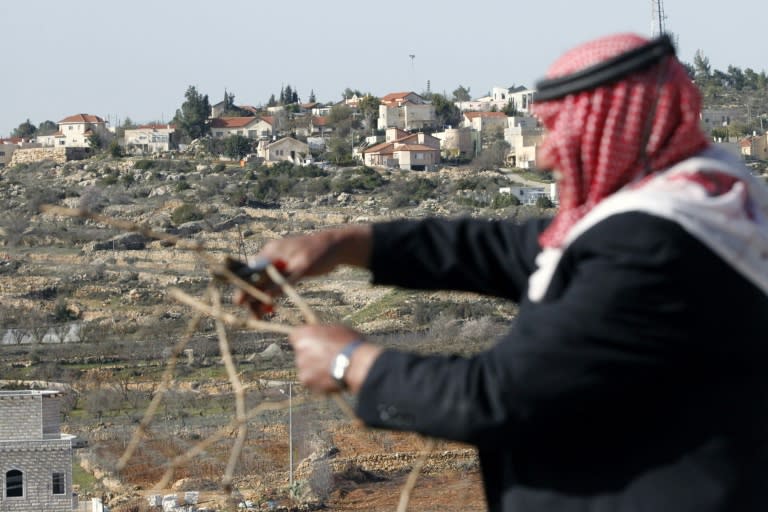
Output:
[527, 33, 768, 300]
[532, 33, 710, 248]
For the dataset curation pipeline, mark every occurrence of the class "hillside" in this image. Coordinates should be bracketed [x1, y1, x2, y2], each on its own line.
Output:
[0, 156, 553, 511]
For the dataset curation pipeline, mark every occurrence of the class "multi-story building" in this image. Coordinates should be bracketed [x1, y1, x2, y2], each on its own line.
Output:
[209, 117, 275, 140]
[37, 114, 112, 148]
[0, 390, 75, 512]
[123, 124, 178, 154]
[377, 92, 436, 131]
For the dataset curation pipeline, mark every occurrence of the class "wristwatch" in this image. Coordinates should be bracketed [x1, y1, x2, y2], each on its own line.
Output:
[331, 340, 363, 389]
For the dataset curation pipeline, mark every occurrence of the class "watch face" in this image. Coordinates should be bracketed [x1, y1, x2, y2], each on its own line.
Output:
[332, 354, 350, 382]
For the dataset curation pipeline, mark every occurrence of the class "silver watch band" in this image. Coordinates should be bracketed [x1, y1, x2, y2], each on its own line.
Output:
[330, 339, 364, 389]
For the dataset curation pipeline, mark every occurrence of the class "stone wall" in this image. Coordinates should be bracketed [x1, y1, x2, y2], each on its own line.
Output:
[9, 147, 91, 166]
[0, 395, 42, 441]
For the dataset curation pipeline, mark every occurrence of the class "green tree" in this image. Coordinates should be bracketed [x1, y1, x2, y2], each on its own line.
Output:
[342, 88, 363, 100]
[681, 61, 695, 79]
[37, 120, 58, 136]
[108, 139, 124, 158]
[328, 104, 358, 138]
[452, 85, 471, 102]
[87, 132, 105, 150]
[325, 136, 353, 164]
[473, 139, 510, 170]
[502, 98, 519, 116]
[693, 50, 711, 83]
[173, 85, 211, 141]
[427, 93, 461, 128]
[358, 94, 381, 134]
[12, 119, 37, 138]
[223, 134, 252, 160]
[267, 94, 277, 107]
[727, 65, 745, 90]
[308, 89, 316, 103]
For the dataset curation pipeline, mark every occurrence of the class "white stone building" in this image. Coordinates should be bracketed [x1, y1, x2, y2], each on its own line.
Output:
[46, 114, 112, 148]
[456, 86, 535, 114]
[258, 136, 310, 164]
[210, 117, 274, 140]
[504, 116, 545, 169]
[0, 390, 75, 512]
[123, 124, 178, 154]
[377, 92, 436, 131]
[362, 128, 441, 170]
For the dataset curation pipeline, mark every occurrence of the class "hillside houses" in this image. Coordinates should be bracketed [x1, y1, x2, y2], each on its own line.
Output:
[377, 92, 436, 131]
[362, 128, 441, 170]
[123, 123, 178, 154]
[36, 114, 112, 148]
[210, 117, 275, 140]
[456, 86, 536, 114]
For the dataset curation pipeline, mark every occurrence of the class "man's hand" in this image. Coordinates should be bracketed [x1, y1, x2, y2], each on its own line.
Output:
[257, 224, 372, 281]
[234, 225, 373, 315]
[289, 324, 382, 394]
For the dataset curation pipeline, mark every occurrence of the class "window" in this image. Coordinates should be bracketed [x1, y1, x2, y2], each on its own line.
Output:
[0, 151, 5, 156]
[6, 469, 23, 497]
[52, 472, 65, 495]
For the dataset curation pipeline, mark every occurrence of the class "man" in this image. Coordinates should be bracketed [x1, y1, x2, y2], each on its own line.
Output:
[242, 33, 768, 511]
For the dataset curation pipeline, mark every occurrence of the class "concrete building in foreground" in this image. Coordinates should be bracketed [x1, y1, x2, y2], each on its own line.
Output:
[0, 390, 75, 512]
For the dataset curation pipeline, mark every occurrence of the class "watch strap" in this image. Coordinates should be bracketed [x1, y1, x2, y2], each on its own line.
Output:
[331, 339, 363, 389]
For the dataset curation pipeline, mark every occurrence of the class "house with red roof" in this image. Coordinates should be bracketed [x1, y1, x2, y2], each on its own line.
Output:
[362, 128, 440, 170]
[377, 92, 436, 131]
[740, 132, 768, 160]
[55, 113, 111, 148]
[210, 117, 274, 140]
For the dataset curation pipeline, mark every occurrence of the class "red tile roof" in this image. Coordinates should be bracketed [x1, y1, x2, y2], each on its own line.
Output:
[312, 116, 329, 126]
[210, 117, 260, 128]
[381, 91, 422, 106]
[394, 144, 440, 152]
[381, 92, 415, 102]
[362, 141, 395, 154]
[58, 113, 106, 124]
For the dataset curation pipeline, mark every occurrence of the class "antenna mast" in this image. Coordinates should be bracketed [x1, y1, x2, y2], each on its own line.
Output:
[651, 0, 667, 36]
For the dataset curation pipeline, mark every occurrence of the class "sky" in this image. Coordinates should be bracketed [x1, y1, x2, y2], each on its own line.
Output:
[1, 0, 766, 138]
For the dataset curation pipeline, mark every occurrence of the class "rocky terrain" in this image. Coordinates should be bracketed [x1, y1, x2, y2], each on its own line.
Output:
[0, 155, 554, 511]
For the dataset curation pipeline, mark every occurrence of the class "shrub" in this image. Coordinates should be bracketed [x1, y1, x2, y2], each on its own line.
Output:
[134, 160, 153, 170]
[120, 172, 135, 187]
[331, 166, 385, 193]
[490, 193, 520, 208]
[109, 140, 124, 158]
[386, 176, 438, 208]
[171, 203, 204, 225]
[535, 195, 554, 208]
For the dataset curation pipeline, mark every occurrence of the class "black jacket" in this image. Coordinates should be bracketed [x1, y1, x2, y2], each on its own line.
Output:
[356, 213, 768, 511]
